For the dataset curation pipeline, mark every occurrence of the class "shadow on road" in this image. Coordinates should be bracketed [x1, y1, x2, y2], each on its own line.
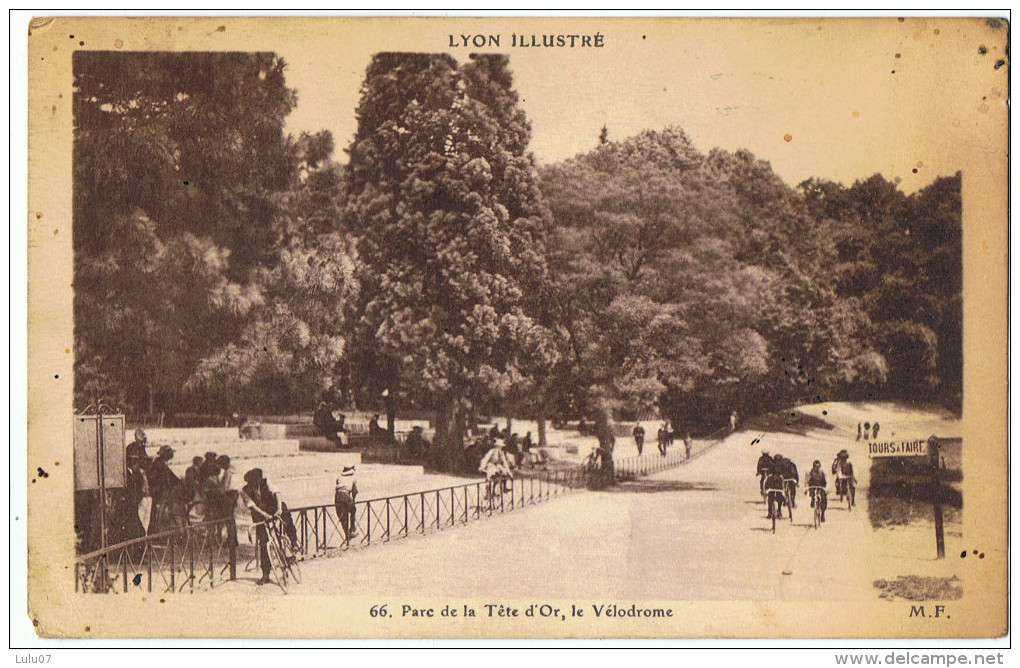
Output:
[607, 479, 718, 494]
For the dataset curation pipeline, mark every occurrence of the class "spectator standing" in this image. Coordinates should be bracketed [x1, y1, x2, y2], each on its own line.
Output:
[632, 422, 645, 455]
[334, 466, 358, 543]
[183, 456, 203, 502]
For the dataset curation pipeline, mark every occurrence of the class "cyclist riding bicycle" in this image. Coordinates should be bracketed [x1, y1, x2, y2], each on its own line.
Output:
[756, 450, 773, 495]
[805, 460, 827, 522]
[479, 441, 513, 500]
[831, 449, 857, 506]
[771, 454, 799, 510]
[763, 465, 787, 520]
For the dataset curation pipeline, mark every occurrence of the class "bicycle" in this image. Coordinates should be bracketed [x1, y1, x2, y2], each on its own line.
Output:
[782, 478, 797, 521]
[248, 517, 301, 592]
[806, 486, 826, 529]
[764, 487, 789, 533]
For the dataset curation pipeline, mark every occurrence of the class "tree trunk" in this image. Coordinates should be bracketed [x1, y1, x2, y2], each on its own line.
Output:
[429, 394, 465, 472]
[385, 390, 396, 441]
[537, 414, 547, 448]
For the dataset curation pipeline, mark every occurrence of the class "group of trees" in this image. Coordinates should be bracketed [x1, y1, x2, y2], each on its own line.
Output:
[73, 51, 962, 470]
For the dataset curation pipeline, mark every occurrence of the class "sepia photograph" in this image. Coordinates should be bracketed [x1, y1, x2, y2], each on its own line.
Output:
[21, 14, 1008, 641]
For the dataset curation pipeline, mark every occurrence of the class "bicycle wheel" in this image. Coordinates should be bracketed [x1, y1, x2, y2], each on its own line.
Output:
[847, 485, 853, 511]
[786, 491, 794, 523]
[813, 495, 821, 529]
[265, 540, 289, 592]
[279, 535, 302, 584]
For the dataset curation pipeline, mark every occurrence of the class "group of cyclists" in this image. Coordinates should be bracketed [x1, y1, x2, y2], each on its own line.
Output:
[755, 448, 857, 527]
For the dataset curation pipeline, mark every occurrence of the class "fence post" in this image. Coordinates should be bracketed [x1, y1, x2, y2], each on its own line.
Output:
[450, 488, 455, 526]
[300, 510, 308, 556]
[366, 501, 372, 545]
[463, 486, 469, 522]
[436, 490, 441, 529]
[122, 551, 128, 593]
[188, 532, 195, 592]
[209, 533, 215, 587]
[386, 500, 391, 541]
[228, 516, 237, 581]
[169, 539, 175, 592]
[420, 493, 426, 533]
[404, 495, 409, 536]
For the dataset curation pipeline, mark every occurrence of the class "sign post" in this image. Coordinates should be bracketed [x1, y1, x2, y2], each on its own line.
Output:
[929, 436, 945, 560]
[73, 404, 126, 552]
[867, 436, 945, 560]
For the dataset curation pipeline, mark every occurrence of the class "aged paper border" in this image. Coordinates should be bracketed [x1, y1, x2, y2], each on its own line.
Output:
[20, 14, 1009, 640]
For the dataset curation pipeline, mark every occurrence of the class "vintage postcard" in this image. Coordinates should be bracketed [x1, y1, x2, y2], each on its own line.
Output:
[23, 15, 1008, 639]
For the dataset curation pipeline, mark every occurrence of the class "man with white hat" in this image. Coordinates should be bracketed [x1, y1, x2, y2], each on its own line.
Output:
[334, 466, 359, 544]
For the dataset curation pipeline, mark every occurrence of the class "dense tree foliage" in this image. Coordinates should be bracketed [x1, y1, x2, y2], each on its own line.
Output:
[341, 53, 556, 468]
[73, 52, 962, 444]
[541, 129, 961, 431]
[73, 52, 353, 415]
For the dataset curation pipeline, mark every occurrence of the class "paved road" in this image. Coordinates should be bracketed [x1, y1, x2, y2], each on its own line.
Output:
[220, 403, 962, 600]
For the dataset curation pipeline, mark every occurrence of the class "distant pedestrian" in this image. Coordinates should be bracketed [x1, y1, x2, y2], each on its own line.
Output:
[863, 422, 871, 441]
[632, 422, 645, 455]
[872, 422, 880, 440]
[730, 411, 738, 433]
[657, 423, 669, 456]
[856, 423, 862, 441]
[684, 432, 692, 460]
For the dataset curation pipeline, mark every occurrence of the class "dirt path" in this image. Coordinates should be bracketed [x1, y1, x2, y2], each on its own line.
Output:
[215, 403, 963, 600]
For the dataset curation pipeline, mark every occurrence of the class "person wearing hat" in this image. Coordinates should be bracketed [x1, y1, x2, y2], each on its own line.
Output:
[831, 449, 856, 505]
[125, 428, 150, 463]
[334, 466, 358, 544]
[200, 451, 220, 482]
[805, 460, 827, 522]
[125, 449, 152, 538]
[762, 459, 787, 520]
[756, 450, 774, 496]
[479, 440, 512, 500]
[147, 445, 180, 532]
[240, 468, 278, 585]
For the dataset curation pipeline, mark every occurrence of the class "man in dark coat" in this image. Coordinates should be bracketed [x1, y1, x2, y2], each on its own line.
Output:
[241, 468, 278, 585]
[779, 455, 800, 509]
[125, 428, 150, 464]
[756, 451, 774, 495]
[632, 422, 645, 455]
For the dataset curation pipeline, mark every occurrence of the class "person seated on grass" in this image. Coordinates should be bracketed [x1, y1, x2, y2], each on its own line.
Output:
[313, 401, 340, 439]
